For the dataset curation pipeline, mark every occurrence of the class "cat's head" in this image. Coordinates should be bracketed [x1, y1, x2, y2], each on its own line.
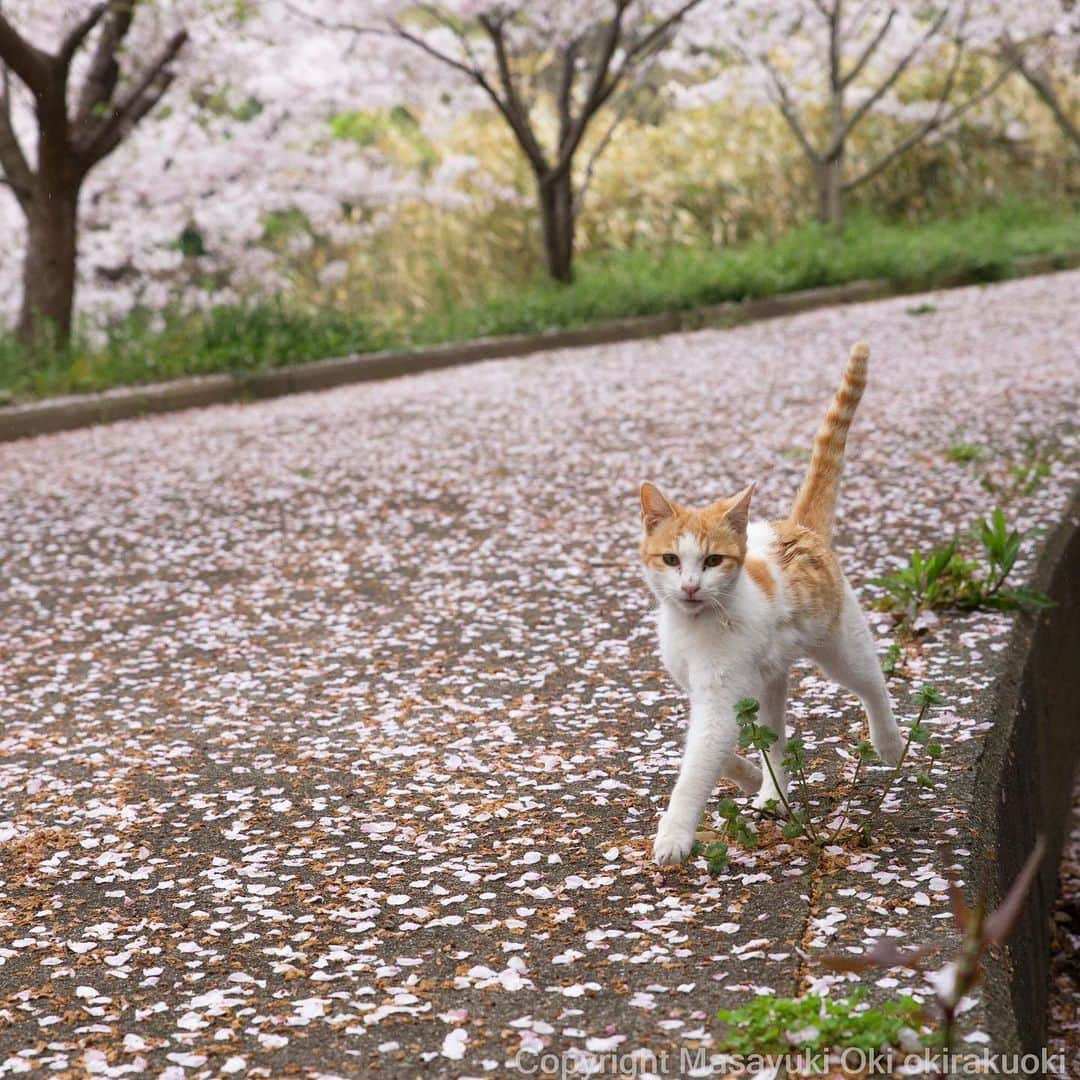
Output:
[639, 481, 754, 615]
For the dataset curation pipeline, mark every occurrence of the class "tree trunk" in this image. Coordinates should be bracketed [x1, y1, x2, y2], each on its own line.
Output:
[817, 155, 844, 229]
[2, 7, 187, 349]
[16, 151, 81, 348]
[820, 16, 846, 232]
[538, 170, 575, 284]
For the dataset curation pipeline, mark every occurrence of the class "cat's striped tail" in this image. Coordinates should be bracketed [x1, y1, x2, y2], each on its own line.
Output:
[789, 342, 869, 544]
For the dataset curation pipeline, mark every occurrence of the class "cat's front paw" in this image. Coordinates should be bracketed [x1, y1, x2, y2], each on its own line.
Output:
[752, 786, 789, 814]
[652, 815, 696, 866]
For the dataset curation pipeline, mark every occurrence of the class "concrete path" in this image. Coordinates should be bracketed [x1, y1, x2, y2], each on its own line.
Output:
[0, 273, 1077, 1078]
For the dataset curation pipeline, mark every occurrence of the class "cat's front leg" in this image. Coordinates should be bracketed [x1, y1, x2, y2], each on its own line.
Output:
[653, 692, 762, 866]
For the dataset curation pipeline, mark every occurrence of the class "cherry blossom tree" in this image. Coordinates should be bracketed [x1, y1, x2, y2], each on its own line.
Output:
[0, 2, 188, 344]
[724, 1, 1025, 229]
[302, 1, 709, 283]
[0, 1, 403, 341]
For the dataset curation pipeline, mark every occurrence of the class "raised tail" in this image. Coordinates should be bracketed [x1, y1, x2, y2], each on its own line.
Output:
[789, 342, 869, 544]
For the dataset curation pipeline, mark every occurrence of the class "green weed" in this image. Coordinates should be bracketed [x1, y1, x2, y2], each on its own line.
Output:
[736, 697, 819, 842]
[733, 685, 945, 849]
[981, 436, 1056, 499]
[881, 641, 904, 677]
[855, 684, 944, 846]
[717, 988, 924, 1057]
[871, 508, 1054, 623]
[946, 441, 984, 463]
[697, 840, 732, 876]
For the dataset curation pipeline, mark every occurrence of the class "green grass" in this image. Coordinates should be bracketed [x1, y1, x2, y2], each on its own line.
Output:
[2, 200, 1078, 402]
[0, 305, 388, 401]
[408, 200, 1080, 342]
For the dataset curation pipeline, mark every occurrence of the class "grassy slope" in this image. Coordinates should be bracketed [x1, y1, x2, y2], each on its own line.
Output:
[410, 202, 1080, 341]
[2, 202, 1078, 402]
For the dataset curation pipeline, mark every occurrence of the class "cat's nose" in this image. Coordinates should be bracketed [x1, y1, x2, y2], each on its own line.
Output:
[682, 583, 700, 597]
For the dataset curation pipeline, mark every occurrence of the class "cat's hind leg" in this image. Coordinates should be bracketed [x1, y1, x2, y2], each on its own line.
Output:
[751, 672, 791, 811]
[808, 583, 904, 766]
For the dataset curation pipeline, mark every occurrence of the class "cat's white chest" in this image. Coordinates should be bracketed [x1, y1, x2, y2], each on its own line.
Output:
[659, 619, 690, 691]
[657, 606, 734, 693]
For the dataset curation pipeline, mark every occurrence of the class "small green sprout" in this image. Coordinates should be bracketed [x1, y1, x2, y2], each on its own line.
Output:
[881, 641, 903, 677]
[946, 441, 984, 463]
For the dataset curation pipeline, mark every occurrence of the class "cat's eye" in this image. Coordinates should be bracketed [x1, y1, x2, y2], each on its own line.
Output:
[661, 553, 680, 567]
[704, 554, 725, 568]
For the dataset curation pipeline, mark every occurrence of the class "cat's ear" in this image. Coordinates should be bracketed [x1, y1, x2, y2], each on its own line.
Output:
[640, 482, 674, 534]
[723, 483, 756, 534]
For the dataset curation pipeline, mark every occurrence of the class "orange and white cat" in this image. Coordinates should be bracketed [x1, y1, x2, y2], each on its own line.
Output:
[640, 342, 904, 865]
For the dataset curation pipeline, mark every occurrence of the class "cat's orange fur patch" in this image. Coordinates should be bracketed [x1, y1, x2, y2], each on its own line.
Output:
[640, 496, 748, 564]
[771, 519, 844, 624]
[744, 556, 775, 599]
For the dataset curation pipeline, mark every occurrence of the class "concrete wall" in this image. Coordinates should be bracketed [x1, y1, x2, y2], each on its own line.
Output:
[976, 492, 1080, 1060]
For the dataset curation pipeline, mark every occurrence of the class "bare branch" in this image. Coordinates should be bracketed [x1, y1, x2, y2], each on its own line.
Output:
[757, 51, 823, 165]
[81, 71, 176, 165]
[77, 29, 188, 166]
[74, 2, 136, 129]
[58, 2, 108, 67]
[282, 1, 377, 36]
[836, 4, 949, 151]
[554, 0, 629, 167]
[0, 12, 50, 92]
[844, 61, 1015, 192]
[620, 0, 705, 67]
[557, 0, 704, 169]
[572, 75, 650, 221]
[389, 21, 484, 84]
[827, 0, 842, 92]
[388, 17, 550, 175]
[556, 37, 581, 153]
[0, 61, 33, 207]
[840, 7, 895, 89]
[479, 14, 548, 170]
[420, 4, 486, 80]
[846, 0, 879, 41]
[598, 0, 708, 109]
[1002, 36, 1080, 155]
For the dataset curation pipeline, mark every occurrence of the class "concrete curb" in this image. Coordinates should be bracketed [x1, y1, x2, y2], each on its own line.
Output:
[974, 488, 1080, 1059]
[1, 252, 1077, 444]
